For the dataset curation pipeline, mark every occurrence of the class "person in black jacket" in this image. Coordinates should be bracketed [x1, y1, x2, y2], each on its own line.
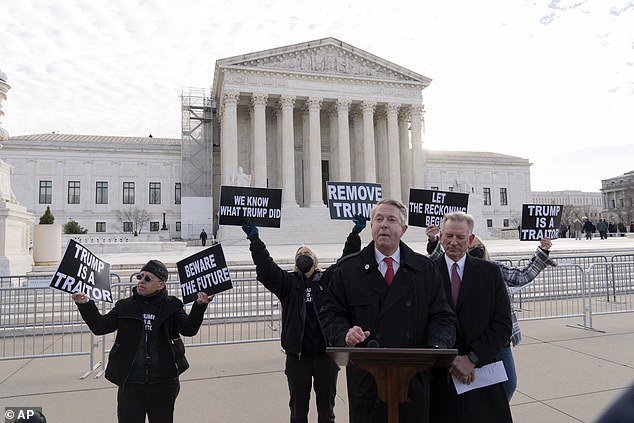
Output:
[241, 214, 366, 423]
[72, 259, 211, 423]
[319, 199, 456, 423]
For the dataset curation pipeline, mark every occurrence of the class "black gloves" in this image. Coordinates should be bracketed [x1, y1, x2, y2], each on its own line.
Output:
[352, 214, 367, 234]
[241, 222, 259, 239]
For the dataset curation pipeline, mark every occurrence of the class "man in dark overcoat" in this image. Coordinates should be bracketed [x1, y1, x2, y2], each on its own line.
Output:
[430, 211, 513, 423]
[320, 199, 456, 423]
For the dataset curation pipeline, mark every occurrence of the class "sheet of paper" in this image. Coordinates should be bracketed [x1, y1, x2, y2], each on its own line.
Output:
[452, 360, 508, 395]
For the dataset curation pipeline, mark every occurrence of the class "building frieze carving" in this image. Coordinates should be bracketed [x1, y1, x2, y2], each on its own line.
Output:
[230, 46, 417, 82]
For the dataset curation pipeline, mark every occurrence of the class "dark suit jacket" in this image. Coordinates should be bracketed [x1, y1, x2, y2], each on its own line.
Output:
[431, 254, 513, 423]
[320, 241, 456, 423]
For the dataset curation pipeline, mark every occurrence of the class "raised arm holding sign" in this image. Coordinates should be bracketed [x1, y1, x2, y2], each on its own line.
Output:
[241, 216, 366, 422]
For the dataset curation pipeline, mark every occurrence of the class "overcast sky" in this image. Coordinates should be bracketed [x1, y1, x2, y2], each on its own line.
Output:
[1, 0, 632, 192]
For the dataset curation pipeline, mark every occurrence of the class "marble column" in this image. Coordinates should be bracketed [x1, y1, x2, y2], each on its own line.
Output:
[328, 107, 339, 181]
[361, 101, 377, 183]
[386, 103, 401, 201]
[307, 97, 323, 207]
[301, 108, 310, 206]
[336, 99, 351, 181]
[280, 95, 297, 206]
[398, 111, 412, 203]
[251, 93, 268, 187]
[375, 109, 388, 195]
[275, 107, 283, 187]
[410, 105, 425, 188]
[350, 109, 363, 181]
[220, 91, 239, 185]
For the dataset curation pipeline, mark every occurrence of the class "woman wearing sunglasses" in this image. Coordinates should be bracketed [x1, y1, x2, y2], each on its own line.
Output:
[72, 259, 211, 423]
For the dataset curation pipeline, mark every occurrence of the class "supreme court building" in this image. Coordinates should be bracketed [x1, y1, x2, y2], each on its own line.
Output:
[213, 37, 436, 243]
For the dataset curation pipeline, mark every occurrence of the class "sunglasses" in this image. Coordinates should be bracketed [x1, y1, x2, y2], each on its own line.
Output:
[136, 274, 157, 283]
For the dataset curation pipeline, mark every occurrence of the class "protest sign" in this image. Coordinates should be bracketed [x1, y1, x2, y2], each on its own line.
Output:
[408, 188, 469, 227]
[218, 186, 282, 227]
[49, 239, 112, 302]
[520, 204, 563, 241]
[326, 181, 382, 220]
[177, 244, 233, 304]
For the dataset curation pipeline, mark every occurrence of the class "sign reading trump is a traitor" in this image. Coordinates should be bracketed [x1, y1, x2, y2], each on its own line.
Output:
[408, 188, 469, 227]
[49, 240, 113, 302]
[218, 186, 282, 227]
[520, 204, 563, 241]
[326, 182, 382, 220]
[177, 244, 233, 304]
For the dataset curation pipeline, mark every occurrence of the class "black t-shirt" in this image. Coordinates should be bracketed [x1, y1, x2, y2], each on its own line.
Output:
[301, 277, 326, 355]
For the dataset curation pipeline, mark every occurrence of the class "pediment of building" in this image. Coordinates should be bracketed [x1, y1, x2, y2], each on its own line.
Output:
[215, 37, 430, 85]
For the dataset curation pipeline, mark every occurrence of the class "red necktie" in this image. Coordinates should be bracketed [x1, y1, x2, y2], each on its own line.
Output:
[384, 257, 394, 287]
[451, 262, 461, 307]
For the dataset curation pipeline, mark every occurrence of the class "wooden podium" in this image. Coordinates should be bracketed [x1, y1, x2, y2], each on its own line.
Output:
[327, 347, 457, 423]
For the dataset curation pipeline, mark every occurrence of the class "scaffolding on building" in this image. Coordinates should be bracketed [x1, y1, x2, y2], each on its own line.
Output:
[180, 87, 215, 197]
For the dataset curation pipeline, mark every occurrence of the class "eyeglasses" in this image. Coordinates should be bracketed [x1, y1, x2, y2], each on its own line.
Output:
[136, 274, 157, 283]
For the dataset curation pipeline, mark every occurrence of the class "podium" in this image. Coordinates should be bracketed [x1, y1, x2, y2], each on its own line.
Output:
[327, 347, 457, 423]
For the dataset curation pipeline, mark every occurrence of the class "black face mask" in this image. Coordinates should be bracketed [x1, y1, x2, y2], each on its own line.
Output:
[296, 255, 314, 273]
[468, 246, 485, 259]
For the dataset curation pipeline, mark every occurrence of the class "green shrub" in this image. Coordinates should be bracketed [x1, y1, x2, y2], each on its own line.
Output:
[63, 220, 88, 234]
[39, 206, 55, 224]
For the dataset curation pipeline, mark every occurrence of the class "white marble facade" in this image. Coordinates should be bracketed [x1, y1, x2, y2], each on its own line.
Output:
[212, 38, 427, 206]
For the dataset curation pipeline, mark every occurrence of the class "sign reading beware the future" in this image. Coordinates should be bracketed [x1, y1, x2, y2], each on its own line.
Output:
[177, 244, 233, 304]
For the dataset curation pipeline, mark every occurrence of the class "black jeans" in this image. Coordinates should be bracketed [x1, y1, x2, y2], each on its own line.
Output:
[117, 379, 180, 423]
[285, 353, 339, 423]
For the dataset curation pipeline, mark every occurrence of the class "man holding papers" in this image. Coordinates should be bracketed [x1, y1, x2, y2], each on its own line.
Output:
[429, 212, 513, 423]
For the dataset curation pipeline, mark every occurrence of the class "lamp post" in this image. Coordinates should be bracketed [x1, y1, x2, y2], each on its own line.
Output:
[161, 211, 167, 230]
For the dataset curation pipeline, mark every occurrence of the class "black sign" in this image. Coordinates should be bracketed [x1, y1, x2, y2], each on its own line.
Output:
[177, 244, 233, 304]
[520, 204, 563, 241]
[49, 240, 113, 302]
[408, 189, 469, 227]
[218, 186, 282, 228]
[326, 181, 382, 220]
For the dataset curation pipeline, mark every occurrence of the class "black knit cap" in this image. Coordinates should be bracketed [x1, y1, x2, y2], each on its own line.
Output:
[141, 259, 169, 281]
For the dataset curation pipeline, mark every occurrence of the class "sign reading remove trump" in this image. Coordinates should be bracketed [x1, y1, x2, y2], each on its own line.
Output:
[218, 186, 282, 227]
[177, 244, 233, 304]
[408, 188, 469, 227]
[520, 204, 563, 241]
[326, 182, 382, 220]
[49, 240, 112, 302]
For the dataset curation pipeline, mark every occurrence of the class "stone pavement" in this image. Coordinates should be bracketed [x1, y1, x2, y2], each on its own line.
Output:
[0, 313, 633, 422]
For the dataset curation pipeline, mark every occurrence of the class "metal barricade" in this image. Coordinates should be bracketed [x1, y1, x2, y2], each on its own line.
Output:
[0, 273, 121, 376]
[584, 261, 634, 328]
[510, 264, 587, 324]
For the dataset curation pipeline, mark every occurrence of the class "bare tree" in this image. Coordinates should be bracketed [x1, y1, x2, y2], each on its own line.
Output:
[115, 207, 151, 236]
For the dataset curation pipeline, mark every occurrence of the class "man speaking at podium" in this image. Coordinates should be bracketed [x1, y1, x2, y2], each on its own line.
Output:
[320, 199, 456, 423]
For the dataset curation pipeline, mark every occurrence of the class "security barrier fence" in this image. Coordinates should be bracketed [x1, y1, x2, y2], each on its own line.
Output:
[1, 257, 633, 376]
